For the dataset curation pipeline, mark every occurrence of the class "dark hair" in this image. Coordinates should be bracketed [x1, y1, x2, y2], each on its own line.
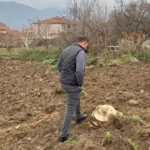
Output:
[77, 37, 89, 43]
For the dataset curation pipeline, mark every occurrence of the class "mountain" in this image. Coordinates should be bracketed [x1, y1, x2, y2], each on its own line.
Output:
[0, 22, 6, 26]
[0, 1, 62, 30]
[40, 7, 62, 18]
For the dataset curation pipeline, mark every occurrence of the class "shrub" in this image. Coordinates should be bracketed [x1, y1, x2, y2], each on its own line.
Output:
[132, 48, 150, 62]
[43, 49, 62, 66]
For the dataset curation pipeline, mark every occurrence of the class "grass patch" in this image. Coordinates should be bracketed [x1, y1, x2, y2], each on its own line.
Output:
[117, 111, 126, 120]
[18, 51, 48, 60]
[111, 55, 138, 65]
[67, 137, 76, 144]
[102, 132, 112, 147]
[132, 49, 150, 62]
[0, 47, 62, 67]
[1, 46, 150, 68]
[43, 49, 62, 66]
[132, 115, 143, 124]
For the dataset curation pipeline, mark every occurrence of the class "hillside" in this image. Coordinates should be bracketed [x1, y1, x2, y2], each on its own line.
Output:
[0, 1, 62, 29]
[0, 22, 6, 26]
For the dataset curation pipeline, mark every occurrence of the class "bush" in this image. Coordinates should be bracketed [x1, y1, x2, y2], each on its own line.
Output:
[43, 49, 62, 66]
[118, 39, 136, 53]
[86, 55, 99, 66]
[132, 48, 150, 62]
[112, 55, 138, 65]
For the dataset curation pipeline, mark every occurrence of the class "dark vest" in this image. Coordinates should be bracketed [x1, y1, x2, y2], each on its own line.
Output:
[60, 44, 84, 86]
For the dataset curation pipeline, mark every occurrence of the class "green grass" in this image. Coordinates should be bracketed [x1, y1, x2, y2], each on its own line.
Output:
[43, 49, 62, 66]
[131, 49, 150, 62]
[102, 132, 112, 147]
[111, 55, 138, 65]
[0, 47, 62, 67]
[1, 46, 150, 68]
[67, 137, 76, 144]
[132, 115, 143, 124]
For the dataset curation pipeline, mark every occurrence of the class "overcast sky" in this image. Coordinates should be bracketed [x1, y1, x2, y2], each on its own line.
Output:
[0, 0, 118, 9]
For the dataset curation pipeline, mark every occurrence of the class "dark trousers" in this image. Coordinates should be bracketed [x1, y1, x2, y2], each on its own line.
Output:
[60, 84, 82, 137]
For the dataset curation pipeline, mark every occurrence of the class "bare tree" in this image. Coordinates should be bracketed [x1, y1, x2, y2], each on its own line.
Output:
[23, 25, 36, 50]
[38, 23, 52, 52]
[67, 0, 111, 50]
[111, 0, 150, 42]
[0, 30, 23, 54]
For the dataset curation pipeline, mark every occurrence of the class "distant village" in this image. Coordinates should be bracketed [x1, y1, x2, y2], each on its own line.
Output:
[0, 0, 150, 51]
[0, 17, 75, 49]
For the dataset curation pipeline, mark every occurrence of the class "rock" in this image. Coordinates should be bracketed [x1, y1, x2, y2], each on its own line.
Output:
[91, 105, 117, 122]
[140, 89, 145, 93]
[54, 84, 65, 94]
[45, 105, 56, 114]
[118, 91, 135, 101]
[15, 125, 21, 130]
[89, 105, 125, 129]
[128, 100, 140, 106]
[39, 78, 43, 82]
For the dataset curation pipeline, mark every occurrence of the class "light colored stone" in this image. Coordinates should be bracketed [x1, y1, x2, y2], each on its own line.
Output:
[91, 105, 117, 122]
[39, 78, 43, 82]
[140, 89, 145, 93]
[128, 99, 140, 105]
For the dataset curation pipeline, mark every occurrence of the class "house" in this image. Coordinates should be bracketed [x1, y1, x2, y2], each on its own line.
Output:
[0, 26, 9, 34]
[33, 17, 75, 39]
[0, 22, 9, 34]
[0, 22, 23, 48]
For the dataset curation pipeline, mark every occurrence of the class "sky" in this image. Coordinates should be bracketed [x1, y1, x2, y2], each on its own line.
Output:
[0, 0, 117, 9]
[0, 0, 68, 9]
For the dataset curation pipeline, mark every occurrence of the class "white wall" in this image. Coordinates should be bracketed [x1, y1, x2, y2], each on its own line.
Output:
[33, 23, 69, 39]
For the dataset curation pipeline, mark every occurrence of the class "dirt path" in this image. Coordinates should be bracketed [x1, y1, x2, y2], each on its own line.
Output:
[0, 59, 150, 150]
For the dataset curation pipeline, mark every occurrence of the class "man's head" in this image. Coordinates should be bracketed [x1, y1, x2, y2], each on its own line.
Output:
[77, 37, 89, 52]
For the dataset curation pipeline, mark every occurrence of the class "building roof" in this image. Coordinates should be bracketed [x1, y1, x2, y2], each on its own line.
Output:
[0, 26, 23, 38]
[35, 17, 75, 25]
[0, 26, 9, 31]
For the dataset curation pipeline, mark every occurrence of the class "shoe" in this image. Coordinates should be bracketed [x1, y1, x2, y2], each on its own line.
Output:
[76, 115, 88, 124]
[58, 136, 75, 143]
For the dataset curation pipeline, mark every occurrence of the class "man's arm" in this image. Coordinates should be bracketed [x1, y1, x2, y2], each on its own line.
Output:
[75, 51, 86, 87]
[57, 54, 63, 72]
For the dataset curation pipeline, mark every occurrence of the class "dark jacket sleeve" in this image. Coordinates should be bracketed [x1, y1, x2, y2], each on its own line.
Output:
[75, 51, 86, 87]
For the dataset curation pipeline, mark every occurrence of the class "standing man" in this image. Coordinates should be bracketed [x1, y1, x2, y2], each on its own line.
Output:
[57, 37, 89, 142]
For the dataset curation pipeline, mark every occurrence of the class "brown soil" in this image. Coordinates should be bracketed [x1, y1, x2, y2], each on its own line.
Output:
[0, 59, 150, 150]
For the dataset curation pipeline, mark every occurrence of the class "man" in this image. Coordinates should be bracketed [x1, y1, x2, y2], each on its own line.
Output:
[57, 37, 89, 142]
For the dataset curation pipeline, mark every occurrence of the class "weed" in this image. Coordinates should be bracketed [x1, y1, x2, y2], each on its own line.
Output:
[128, 139, 138, 150]
[43, 49, 62, 66]
[102, 132, 112, 147]
[82, 90, 88, 98]
[132, 48, 150, 62]
[116, 87, 123, 94]
[112, 55, 138, 65]
[117, 111, 126, 120]
[67, 137, 76, 144]
[0, 47, 62, 66]
[132, 115, 143, 124]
